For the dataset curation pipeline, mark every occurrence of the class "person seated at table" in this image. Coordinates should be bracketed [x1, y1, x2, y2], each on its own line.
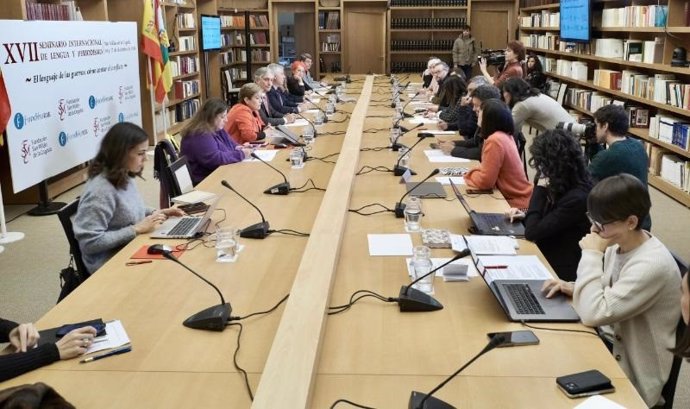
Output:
[505, 129, 591, 281]
[267, 63, 305, 115]
[421, 57, 441, 89]
[463, 99, 532, 209]
[254, 66, 295, 126]
[298, 53, 326, 90]
[286, 61, 308, 102]
[501, 77, 573, 134]
[0, 319, 97, 382]
[525, 53, 547, 91]
[74, 123, 185, 274]
[542, 174, 681, 407]
[226, 83, 268, 145]
[429, 61, 450, 104]
[437, 75, 487, 134]
[479, 40, 525, 88]
[425, 74, 466, 118]
[180, 98, 251, 185]
[672, 270, 690, 358]
[437, 84, 501, 161]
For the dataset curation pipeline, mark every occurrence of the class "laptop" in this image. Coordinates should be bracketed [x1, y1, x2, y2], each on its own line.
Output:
[405, 182, 447, 198]
[473, 254, 580, 322]
[151, 196, 220, 239]
[169, 157, 217, 205]
[449, 180, 525, 237]
[271, 125, 305, 146]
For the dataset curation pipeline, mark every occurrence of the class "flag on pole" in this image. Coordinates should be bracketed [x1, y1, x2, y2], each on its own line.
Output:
[141, 0, 173, 104]
[0, 69, 11, 147]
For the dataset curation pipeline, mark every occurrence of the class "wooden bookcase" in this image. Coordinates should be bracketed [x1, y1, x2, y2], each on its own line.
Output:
[316, 2, 342, 78]
[387, 0, 471, 74]
[518, 0, 690, 207]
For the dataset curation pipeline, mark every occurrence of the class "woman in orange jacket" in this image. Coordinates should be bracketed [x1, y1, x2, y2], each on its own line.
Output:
[225, 83, 267, 144]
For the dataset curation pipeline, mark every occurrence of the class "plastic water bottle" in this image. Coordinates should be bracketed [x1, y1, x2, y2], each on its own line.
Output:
[404, 196, 422, 232]
[411, 245, 434, 294]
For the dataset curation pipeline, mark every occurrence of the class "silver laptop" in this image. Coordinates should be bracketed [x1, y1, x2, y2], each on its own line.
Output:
[272, 125, 304, 146]
[405, 182, 447, 198]
[449, 180, 524, 237]
[151, 196, 219, 239]
[473, 253, 580, 322]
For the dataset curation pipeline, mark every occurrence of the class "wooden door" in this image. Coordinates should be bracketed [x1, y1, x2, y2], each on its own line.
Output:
[344, 5, 386, 74]
[472, 9, 510, 53]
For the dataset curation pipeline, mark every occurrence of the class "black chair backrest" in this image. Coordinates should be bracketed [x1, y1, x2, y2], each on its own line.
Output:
[57, 199, 89, 278]
[153, 139, 179, 208]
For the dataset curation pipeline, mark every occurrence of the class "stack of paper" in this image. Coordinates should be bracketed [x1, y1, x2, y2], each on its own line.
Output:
[450, 235, 519, 255]
[405, 257, 478, 282]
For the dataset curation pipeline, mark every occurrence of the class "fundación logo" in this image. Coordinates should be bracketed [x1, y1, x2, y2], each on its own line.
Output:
[14, 113, 25, 130]
[58, 131, 68, 147]
[21, 140, 30, 164]
[89, 95, 96, 109]
[93, 117, 100, 137]
[58, 99, 67, 120]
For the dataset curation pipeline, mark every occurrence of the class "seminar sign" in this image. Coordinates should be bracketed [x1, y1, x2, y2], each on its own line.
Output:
[0, 20, 141, 193]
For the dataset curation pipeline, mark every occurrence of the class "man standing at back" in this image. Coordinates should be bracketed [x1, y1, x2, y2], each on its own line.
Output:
[452, 26, 479, 81]
[589, 104, 652, 230]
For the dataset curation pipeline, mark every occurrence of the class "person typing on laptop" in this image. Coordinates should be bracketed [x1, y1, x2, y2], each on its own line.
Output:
[74, 123, 185, 274]
[542, 174, 680, 407]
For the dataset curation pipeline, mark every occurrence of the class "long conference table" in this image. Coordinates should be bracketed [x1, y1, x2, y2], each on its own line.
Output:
[1, 76, 646, 408]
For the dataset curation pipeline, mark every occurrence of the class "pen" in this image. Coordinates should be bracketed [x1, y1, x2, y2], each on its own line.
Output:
[483, 265, 508, 269]
[126, 260, 152, 266]
[80, 345, 132, 363]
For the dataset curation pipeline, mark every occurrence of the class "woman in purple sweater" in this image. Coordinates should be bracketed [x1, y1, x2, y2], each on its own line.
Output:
[180, 98, 252, 185]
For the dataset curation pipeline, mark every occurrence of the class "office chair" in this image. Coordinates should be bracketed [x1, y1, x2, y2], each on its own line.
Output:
[660, 252, 688, 409]
[56, 199, 91, 302]
[514, 131, 528, 177]
[153, 139, 179, 208]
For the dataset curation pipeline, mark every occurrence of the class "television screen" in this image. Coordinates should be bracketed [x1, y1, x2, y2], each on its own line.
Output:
[560, 0, 591, 42]
[200, 15, 221, 51]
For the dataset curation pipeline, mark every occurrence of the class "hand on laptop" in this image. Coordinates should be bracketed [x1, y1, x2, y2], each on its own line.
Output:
[505, 208, 526, 223]
[159, 207, 186, 218]
[134, 213, 166, 234]
[542, 279, 574, 299]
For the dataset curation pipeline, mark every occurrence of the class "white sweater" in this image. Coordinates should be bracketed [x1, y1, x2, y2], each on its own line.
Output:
[511, 93, 574, 133]
[573, 235, 681, 407]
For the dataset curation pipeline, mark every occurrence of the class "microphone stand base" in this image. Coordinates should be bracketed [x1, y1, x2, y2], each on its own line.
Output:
[409, 391, 456, 409]
[240, 222, 270, 239]
[391, 143, 408, 152]
[398, 286, 444, 312]
[183, 303, 232, 332]
[394, 202, 406, 218]
[264, 183, 291, 195]
[394, 166, 417, 177]
[402, 112, 414, 118]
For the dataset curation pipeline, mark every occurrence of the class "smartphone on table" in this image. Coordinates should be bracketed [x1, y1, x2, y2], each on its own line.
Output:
[486, 330, 539, 347]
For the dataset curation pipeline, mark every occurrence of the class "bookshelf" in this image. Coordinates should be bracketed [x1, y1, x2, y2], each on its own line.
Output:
[518, 0, 690, 207]
[387, 0, 471, 73]
[316, 3, 342, 78]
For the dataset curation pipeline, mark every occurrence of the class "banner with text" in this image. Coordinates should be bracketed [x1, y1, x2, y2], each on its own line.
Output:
[0, 20, 141, 193]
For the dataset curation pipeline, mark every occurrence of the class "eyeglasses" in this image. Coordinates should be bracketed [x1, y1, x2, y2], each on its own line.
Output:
[586, 212, 613, 231]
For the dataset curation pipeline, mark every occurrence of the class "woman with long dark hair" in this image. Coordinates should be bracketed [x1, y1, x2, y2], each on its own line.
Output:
[507, 129, 591, 281]
[543, 174, 681, 407]
[463, 99, 532, 208]
[501, 77, 572, 133]
[524, 53, 546, 91]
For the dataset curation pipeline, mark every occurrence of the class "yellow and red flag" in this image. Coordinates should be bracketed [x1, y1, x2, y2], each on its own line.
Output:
[141, 0, 173, 104]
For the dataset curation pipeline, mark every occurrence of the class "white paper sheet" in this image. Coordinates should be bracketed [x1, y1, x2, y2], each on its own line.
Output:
[424, 150, 471, 163]
[435, 177, 465, 186]
[367, 234, 414, 256]
[283, 118, 310, 127]
[86, 320, 130, 354]
[405, 257, 479, 281]
[574, 396, 627, 409]
[422, 130, 456, 135]
[409, 117, 438, 124]
[451, 234, 518, 255]
[244, 149, 278, 162]
[476, 255, 552, 284]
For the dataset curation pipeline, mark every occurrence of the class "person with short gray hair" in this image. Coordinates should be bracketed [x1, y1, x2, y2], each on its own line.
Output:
[254, 66, 295, 125]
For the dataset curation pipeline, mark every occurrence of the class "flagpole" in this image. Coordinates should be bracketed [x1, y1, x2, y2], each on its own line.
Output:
[147, 57, 159, 144]
[0, 180, 25, 245]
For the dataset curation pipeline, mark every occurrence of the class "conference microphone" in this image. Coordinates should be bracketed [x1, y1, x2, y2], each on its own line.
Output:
[150, 246, 231, 331]
[221, 180, 270, 239]
[390, 84, 414, 108]
[305, 97, 329, 123]
[393, 133, 431, 176]
[297, 112, 318, 139]
[399, 90, 421, 118]
[250, 152, 290, 195]
[409, 333, 507, 409]
[391, 123, 423, 152]
[398, 250, 471, 312]
[394, 168, 440, 218]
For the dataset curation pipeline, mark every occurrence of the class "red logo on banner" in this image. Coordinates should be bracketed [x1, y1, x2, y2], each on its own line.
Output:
[58, 99, 66, 120]
[21, 140, 30, 164]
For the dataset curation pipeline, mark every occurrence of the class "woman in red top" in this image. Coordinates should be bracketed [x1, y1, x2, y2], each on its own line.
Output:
[479, 40, 525, 88]
[225, 83, 267, 144]
[464, 99, 533, 209]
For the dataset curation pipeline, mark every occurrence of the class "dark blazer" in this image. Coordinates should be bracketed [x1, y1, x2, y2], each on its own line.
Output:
[258, 102, 286, 126]
[286, 75, 306, 100]
[451, 127, 482, 161]
[523, 183, 591, 282]
[267, 87, 298, 115]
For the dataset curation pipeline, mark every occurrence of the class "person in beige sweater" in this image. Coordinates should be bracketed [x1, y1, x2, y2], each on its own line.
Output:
[543, 174, 681, 407]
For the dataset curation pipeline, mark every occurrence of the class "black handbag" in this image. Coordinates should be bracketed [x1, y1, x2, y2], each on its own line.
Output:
[57, 256, 85, 303]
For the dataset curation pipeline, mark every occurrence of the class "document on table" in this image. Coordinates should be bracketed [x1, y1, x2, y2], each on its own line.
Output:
[409, 116, 438, 124]
[574, 395, 627, 409]
[405, 257, 479, 281]
[244, 149, 278, 162]
[435, 176, 465, 185]
[424, 149, 471, 163]
[86, 320, 131, 354]
[367, 234, 413, 256]
[283, 118, 309, 127]
[450, 234, 518, 255]
[419, 130, 456, 135]
[476, 255, 552, 285]
[304, 109, 320, 114]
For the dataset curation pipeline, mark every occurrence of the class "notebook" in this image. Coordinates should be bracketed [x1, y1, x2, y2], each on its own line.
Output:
[150, 196, 219, 239]
[169, 157, 216, 205]
[405, 182, 447, 198]
[449, 180, 524, 237]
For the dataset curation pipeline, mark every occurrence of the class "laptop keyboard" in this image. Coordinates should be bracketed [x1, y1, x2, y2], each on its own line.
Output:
[504, 283, 545, 315]
[167, 217, 200, 237]
[482, 214, 505, 225]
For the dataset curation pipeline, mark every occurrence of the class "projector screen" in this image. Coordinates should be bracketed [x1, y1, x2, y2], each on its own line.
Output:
[200, 15, 221, 51]
[560, 0, 591, 42]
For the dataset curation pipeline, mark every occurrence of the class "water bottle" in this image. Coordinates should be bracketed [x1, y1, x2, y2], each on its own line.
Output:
[411, 245, 434, 294]
[403, 196, 422, 232]
[325, 102, 335, 115]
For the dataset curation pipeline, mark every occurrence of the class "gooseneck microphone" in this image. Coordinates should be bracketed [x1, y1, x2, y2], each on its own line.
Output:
[391, 123, 423, 152]
[156, 249, 231, 331]
[394, 168, 440, 218]
[221, 180, 270, 239]
[297, 112, 318, 138]
[399, 90, 421, 118]
[250, 152, 290, 195]
[393, 133, 432, 176]
[305, 97, 329, 122]
[410, 333, 507, 409]
[398, 250, 470, 312]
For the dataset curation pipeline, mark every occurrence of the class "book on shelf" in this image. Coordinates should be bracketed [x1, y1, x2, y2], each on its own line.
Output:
[176, 13, 195, 29]
[624, 40, 643, 62]
[642, 38, 664, 64]
[173, 79, 200, 100]
[25, 0, 83, 21]
[626, 106, 650, 128]
[601, 5, 668, 28]
[175, 98, 201, 123]
[593, 69, 622, 91]
[220, 15, 245, 29]
[595, 38, 623, 59]
[177, 36, 196, 52]
[660, 154, 689, 191]
[248, 14, 269, 28]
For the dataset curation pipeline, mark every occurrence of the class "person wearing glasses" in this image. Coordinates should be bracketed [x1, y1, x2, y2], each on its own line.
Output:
[542, 174, 680, 408]
[478, 41, 525, 88]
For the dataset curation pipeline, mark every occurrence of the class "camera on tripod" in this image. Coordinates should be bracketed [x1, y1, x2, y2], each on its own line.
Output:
[479, 49, 505, 66]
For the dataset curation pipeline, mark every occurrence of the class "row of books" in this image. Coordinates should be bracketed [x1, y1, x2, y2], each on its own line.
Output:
[221, 33, 245, 47]
[223, 67, 248, 85]
[391, 40, 454, 51]
[650, 148, 690, 191]
[551, 59, 588, 81]
[520, 33, 558, 50]
[321, 42, 341, 52]
[650, 115, 690, 150]
[176, 13, 195, 29]
[390, 0, 468, 6]
[169, 55, 199, 77]
[594, 38, 663, 64]
[391, 18, 467, 29]
[391, 61, 427, 73]
[220, 51, 237, 65]
[593, 70, 689, 109]
[519, 0, 557, 7]
[250, 32, 268, 45]
[251, 50, 270, 62]
[520, 11, 559, 28]
[173, 79, 200, 100]
[154, 109, 176, 132]
[601, 5, 668, 28]
[177, 36, 196, 52]
[319, 11, 341, 30]
[175, 99, 201, 123]
[248, 15, 269, 28]
[25, 0, 82, 21]
[219, 15, 268, 29]
[221, 15, 246, 28]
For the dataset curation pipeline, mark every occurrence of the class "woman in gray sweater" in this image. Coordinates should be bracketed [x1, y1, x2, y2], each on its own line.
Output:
[74, 122, 184, 274]
[501, 77, 573, 133]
